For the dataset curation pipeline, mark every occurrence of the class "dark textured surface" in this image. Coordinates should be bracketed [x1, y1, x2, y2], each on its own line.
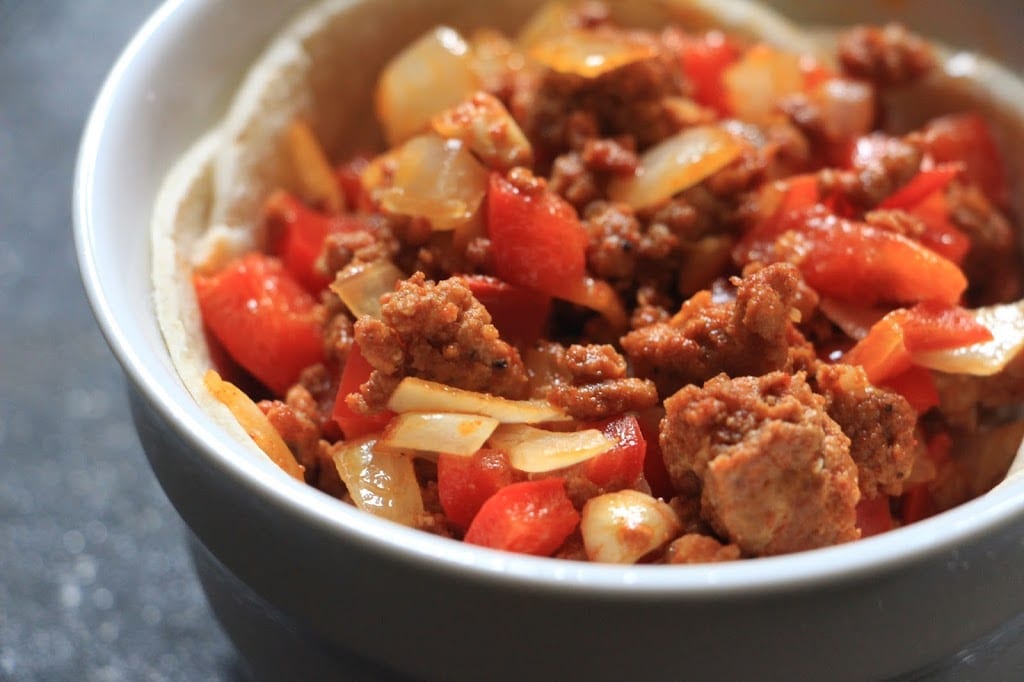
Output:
[1, 1, 1023, 680]
[0, 1, 240, 679]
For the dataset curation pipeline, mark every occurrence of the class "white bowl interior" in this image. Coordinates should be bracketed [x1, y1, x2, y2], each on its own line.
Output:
[76, 0, 1024, 598]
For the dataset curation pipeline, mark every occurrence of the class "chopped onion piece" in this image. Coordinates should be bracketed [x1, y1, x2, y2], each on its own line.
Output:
[818, 297, 887, 342]
[375, 26, 479, 146]
[373, 134, 489, 230]
[285, 120, 343, 213]
[516, 2, 575, 49]
[489, 424, 614, 473]
[431, 91, 533, 171]
[608, 126, 744, 210]
[554, 276, 629, 331]
[329, 260, 404, 319]
[378, 411, 499, 456]
[387, 377, 570, 423]
[581, 490, 683, 564]
[332, 436, 424, 526]
[723, 44, 804, 125]
[813, 78, 876, 142]
[203, 370, 304, 481]
[529, 30, 659, 79]
[913, 300, 1024, 376]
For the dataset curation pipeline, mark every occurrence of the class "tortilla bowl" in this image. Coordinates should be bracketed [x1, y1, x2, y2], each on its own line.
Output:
[76, 0, 1024, 679]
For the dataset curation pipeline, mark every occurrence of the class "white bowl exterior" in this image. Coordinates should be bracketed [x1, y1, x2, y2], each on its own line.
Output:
[75, 1, 1024, 679]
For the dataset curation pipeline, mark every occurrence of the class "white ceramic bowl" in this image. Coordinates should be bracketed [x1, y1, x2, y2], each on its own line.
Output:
[76, 1, 1024, 679]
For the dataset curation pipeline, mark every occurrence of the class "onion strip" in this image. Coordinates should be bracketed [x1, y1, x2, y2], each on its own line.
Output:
[332, 436, 424, 526]
[387, 377, 570, 423]
[488, 424, 614, 473]
[913, 299, 1024, 376]
[378, 411, 499, 456]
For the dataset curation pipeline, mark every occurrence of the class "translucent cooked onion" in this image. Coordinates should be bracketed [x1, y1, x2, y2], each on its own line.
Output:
[516, 2, 575, 49]
[607, 125, 744, 210]
[818, 297, 887, 341]
[529, 30, 659, 79]
[285, 119, 342, 213]
[813, 78, 876, 142]
[723, 44, 804, 125]
[332, 436, 424, 526]
[554, 276, 629, 330]
[913, 299, 1024, 376]
[386, 377, 570, 423]
[580, 490, 683, 564]
[329, 259, 404, 319]
[431, 91, 533, 171]
[378, 411, 499, 456]
[203, 370, 304, 481]
[488, 424, 614, 473]
[375, 26, 479, 146]
[372, 134, 489, 230]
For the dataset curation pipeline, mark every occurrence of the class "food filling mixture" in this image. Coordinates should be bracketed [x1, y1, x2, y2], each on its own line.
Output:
[193, 2, 1024, 562]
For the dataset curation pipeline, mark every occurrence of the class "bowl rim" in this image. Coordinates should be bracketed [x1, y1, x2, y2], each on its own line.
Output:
[75, 0, 1024, 600]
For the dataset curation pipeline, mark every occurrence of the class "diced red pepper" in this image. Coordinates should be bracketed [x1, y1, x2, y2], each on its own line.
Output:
[922, 113, 1009, 208]
[845, 302, 992, 384]
[437, 449, 516, 530]
[855, 495, 894, 538]
[583, 415, 647, 490]
[330, 342, 394, 439]
[900, 484, 936, 525]
[463, 478, 579, 556]
[265, 190, 368, 294]
[734, 174, 820, 264]
[907, 190, 970, 264]
[636, 408, 675, 500]
[673, 30, 741, 115]
[193, 253, 325, 396]
[881, 365, 939, 414]
[879, 163, 962, 211]
[459, 275, 551, 348]
[777, 208, 968, 306]
[486, 172, 589, 296]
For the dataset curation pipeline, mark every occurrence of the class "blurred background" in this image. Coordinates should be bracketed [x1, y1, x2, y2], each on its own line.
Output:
[0, 1, 240, 679]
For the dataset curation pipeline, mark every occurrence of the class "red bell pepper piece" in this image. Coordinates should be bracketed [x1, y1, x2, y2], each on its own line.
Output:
[636, 408, 675, 500]
[193, 253, 326, 396]
[855, 495, 894, 538]
[878, 163, 962, 211]
[734, 174, 820, 265]
[784, 208, 968, 306]
[437, 448, 516, 530]
[459, 275, 551, 348]
[880, 365, 939, 414]
[673, 30, 741, 115]
[900, 484, 936, 525]
[463, 478, 579, 556]
[922, 113, 1009, 208]
[486, 172, 589, 296]
[907, 190, 970, 264]
[583, 415, 647, 490]
[844, 302, 992, 384]
[330, 342, 394, 439]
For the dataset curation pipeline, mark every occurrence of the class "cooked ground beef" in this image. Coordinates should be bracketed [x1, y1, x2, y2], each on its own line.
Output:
[813, 363, 917, 498]
[622, 263, 813, 396]
[259, 398, 322, 480]
[543, 344, 659, 419]
[660, 371, 860, 555]
[351, 273, 529, 413]
[837, 23, 936, 87]
[946, 182, 1023, 305]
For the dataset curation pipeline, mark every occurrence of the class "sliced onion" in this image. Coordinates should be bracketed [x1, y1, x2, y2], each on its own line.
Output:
[378, 411, 499, 456]
[489, 424, 614, 473]
[386, 377, 570, 423]
[329, 259, 404, 319]
[913, 300, 1024, 376]
[580, 490, 683, 564]
[332, 436, 424, 526]
[723, 44, 804, 125]
[529, 30, 658, 79]
[285, 119, 342, 213]
[818, 297, 888, 342]
[372, 134, 489, 230]
[203, 370, 304, 481]
[375, 26, 479, 146]
[813, 78, 876, 142]
[554, 276, 629, 330]
[431, 91, 533, 171]
[607, 125, 744, 210]
[516, 2, 575, 49]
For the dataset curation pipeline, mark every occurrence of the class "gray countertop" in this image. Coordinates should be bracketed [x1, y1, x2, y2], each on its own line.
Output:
[0, 1, 1021, 680]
